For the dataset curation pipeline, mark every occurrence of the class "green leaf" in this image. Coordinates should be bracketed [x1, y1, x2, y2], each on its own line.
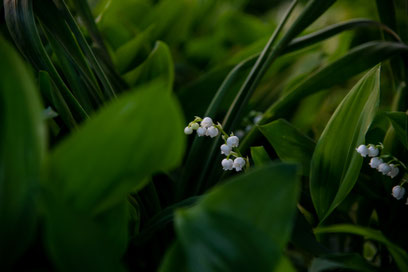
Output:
[124, 41, 174, 90]
[45, 81, 185, 270]
[159, 241, 188, 272]
[169, 163, 300, 272]
[310, 66, 381, 222]
[259, 119, 315, 175]
[250, 146, 271, 166]
[310, 253, 378, 272]
[315, 224, 408, 271]
[0, 37, 46, 268]
[384, 111, 408, 149]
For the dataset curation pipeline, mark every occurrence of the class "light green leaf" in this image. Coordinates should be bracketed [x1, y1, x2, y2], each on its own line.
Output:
[0, 37, 46, 268]
[310, 66, 381, 222]
[259, 119, 315, 175]
[315, 224, 408, 271]
[45, 81, 185, 270]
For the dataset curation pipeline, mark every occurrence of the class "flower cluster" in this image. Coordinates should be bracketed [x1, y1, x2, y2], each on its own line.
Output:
[185, 116, 249, 172]
[356, 144, 399, 178]
[356, 143, 407, 203]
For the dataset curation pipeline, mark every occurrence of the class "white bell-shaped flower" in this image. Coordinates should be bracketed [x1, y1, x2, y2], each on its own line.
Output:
[220, 144, 232, 156]
[207, 126, 219, 138]
[369, 157, 382, 169]
[368, 146, 379, 157]
[387, 164, 399, 178]
[378, 163, 391, 175]
[233, 157, 246, 172]
[221, 158, 234, 171]
[191, 123, 199, 130]
[227, 136, 239, 148]
[184, 126, 193, 135]
[197, 127, 207, 137]
[392, 185, 405, 200]
[356, 145, 369, 157]
[201, 117, 213, 128]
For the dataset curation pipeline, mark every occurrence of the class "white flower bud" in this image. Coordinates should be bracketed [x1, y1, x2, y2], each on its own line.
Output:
[387, 164, 399, 178]
[197, 127, 207, 137]
[405, 198, 408, 205]
[184, 126, 193, 135]
[207, 126, 219, 138]
[227, 136, 239, 148]
[191, 123, 199, 130]
[220, 144, 232, 156]
[356, 145, 369, 157]
[369, 157, 383, 169]
[235, 130, 245, 139]
[201, 117, 213, 128]
[392, 185, 405, 200]
[233, 157, 246, 172]
[368, 146, 379, 157]
[221, 158, 234, 171]
[253, 115, 262, 124]
[378, 163, 392, 175]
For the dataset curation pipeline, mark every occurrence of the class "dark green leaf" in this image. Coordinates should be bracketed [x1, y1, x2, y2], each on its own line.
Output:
[310, 253, 378, 272]
[250, 146, 271, 166]
[384, 111, 408, 149]
[259, 119, 315, 175]
[0, 37, 46, 268]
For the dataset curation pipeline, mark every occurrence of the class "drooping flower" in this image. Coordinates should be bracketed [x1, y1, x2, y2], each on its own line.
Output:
[387, 164, 399, 179]
[392, 185, 405, 200]
[233, 157, 246, 171]
[368, 146, 379, 157]
[197, 127, 207, 137]
[227, 136, 239, 148]
[369, 157, 383, 169]
[221, 158, 234, 171]
[356, 145, 369, 157]
[378, 163, 391, 175]
[201, 117, 213, 128]
[184, 126, 193, 135]
[191, 123, 199, 130]
[220, 144, 232, 156]
[207, 126, 219, 138]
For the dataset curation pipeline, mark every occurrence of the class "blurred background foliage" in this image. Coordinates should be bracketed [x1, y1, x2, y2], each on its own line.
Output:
[2, 0, 408, 271]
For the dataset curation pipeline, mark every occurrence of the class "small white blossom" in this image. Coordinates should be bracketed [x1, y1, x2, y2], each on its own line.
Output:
[368, 146, 379, 157]
[207, 126, 219, 138]
[356, 145, 369, 157]
[387, 164, 399, 178]
[184, 126, 193, 135]
[221, 158, 234, 171]
[235, 130, 245, 139]
[253, 115, 262, 124]
[369, 157, 383, 169]
[378, 163, 392, 175]
[227, 136, 239, 148]
[405, 198, 408, 205]
[191, 123, 199, 130]
[220, 144, 232, 156]
[233, 157, 246, 172]
[197, 127, 207, 137]
[201, 117, 213, 128]
[392, 185, 405, 200]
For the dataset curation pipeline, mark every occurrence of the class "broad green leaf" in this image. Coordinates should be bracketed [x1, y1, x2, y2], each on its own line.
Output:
[241, 41, 408, 152]
[315, 224, 408, 271]
[250, 146, 271, 166]
[49, 81, 185, 212]
[0, 37, 46, 268]
[384, 111, 408, 149]
[45, 81, 185, 270]
[310, 253, 378, 272]
[124, 41, 174, 90]
[259, 119, 315, 175]
[310, 67, 381, 222]
[171, 163, 300, 272]
[159, 241, 188, 272]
